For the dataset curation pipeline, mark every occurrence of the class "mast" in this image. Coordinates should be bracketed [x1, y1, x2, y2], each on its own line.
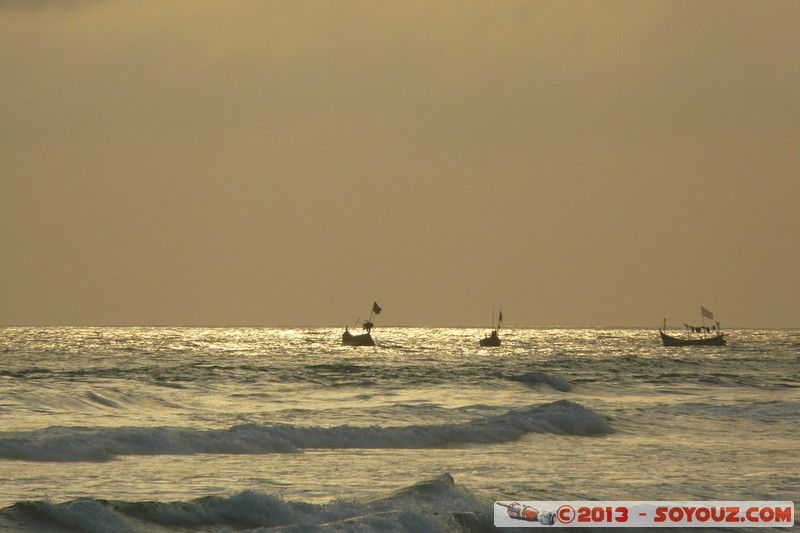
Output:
[363, 301, 381, 334]
[701, 310, 706, 337]
[700, 306, 714, 338]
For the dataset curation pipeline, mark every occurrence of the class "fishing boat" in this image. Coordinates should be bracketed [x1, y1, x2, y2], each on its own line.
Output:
[342, 301, 381, 346]
[479, 307, 503, 347]
[659, 306, 726, 346]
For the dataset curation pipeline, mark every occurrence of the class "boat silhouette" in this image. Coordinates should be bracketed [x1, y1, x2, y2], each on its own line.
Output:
[479, 307, 502, 347]
[660, 306, 726, 346]
[343, 301, 381, 346]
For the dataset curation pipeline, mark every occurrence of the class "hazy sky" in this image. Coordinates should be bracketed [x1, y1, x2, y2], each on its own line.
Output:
[2, 1, 798, 327]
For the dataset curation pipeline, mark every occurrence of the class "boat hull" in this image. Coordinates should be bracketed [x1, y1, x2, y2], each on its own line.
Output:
[343, 330, 375, 347]
[660, 329, 726, 347]
[479, 332, 501, 347]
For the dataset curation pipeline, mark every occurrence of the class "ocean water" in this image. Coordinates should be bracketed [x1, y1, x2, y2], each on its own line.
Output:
[0, 327, 797, 532]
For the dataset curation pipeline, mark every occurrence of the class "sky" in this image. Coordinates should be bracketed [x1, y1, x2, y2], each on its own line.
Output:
[2, 1, 798, 328]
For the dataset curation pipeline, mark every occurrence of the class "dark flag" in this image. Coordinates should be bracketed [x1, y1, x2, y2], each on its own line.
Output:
[498, 309, 503, 323]
[372, 302, 382, 315]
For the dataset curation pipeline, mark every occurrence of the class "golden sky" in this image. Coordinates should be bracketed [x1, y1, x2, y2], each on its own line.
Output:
[2, 1, 798, 327]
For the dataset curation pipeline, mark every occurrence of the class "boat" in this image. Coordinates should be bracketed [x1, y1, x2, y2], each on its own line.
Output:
[659, 306, 726, 346]
[342, 301, 381, 346]
[342, 328, 375, 346]
[479, 307, 503, 347]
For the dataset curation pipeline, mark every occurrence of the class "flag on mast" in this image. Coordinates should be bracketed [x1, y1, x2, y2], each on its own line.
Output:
[701, 306, 714, 320]
[498, 309, 503, 323]
[372, 302, 382, 315]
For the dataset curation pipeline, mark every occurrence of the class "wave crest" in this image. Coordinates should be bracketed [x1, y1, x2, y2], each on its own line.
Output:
[0, 400, 610, 462]
[509, 371, 573, 392]
[0, 474, 492, 533]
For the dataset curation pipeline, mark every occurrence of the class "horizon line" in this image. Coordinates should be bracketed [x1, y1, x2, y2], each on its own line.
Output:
[0, 324, 795, 330]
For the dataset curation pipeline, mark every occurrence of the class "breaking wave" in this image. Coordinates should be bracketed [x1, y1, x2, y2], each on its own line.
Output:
[508, 371, 573, 392]
[0, 474, 497, 533]
[0, 400, 610, 462]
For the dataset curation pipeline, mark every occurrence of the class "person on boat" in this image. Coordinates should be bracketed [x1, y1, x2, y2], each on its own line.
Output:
[362, 321, 373, 333]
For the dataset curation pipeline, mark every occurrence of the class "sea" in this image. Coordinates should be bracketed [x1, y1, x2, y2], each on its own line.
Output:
[0, 327, 797, 532]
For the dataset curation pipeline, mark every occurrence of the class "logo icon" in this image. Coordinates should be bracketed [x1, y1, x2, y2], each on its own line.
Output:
[497, 502, 557, 525]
